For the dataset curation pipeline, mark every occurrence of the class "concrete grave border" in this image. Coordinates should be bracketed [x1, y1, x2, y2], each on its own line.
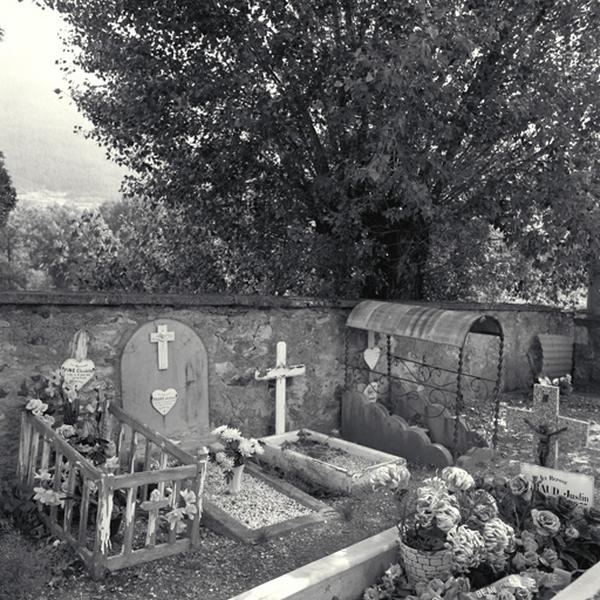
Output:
[258, 429, 407, 495]
[202, 462, 340, 544]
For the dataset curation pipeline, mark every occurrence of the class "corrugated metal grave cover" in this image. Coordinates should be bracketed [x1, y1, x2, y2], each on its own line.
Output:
[346, 301, 502, 347]
[537, 334, 573, 378]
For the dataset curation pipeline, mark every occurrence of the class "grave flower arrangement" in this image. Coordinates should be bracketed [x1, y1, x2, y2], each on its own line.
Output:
[363, 466, 600, 599]
[210, 425, 264, 484]
[22, 370, 121, 519]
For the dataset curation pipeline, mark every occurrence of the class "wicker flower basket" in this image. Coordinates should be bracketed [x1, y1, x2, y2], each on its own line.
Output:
[398, 536, 452, 584]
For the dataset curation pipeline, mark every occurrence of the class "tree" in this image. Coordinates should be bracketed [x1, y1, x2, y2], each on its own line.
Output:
[43, 0, 600, 300]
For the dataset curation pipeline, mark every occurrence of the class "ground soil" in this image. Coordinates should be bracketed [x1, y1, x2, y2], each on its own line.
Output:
[4, 390, 599, 600]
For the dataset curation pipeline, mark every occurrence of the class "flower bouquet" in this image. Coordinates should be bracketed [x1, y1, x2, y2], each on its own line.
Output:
[23, 370, 117, 471]
[364, 464, 600, 599]
[210, 425, 264, 493]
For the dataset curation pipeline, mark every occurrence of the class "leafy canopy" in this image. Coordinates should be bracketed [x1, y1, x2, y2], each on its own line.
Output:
[42, 0, 600, 300]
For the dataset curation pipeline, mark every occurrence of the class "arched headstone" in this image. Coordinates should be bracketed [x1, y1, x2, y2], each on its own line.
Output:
[121, 319, 209, 444]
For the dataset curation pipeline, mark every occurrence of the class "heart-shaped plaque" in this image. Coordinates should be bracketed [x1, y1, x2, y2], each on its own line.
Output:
[151, 388, 178, 416]
[61, 358, 96, 391]
[363, 347, 381, 370]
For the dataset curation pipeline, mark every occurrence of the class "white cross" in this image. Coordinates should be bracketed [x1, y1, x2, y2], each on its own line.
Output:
[255, 341, 306, 435]
[150, 324, 175, 370]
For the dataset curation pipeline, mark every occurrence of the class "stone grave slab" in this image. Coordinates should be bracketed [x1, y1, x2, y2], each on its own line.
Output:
[258, 429, 407, 495]
[121, 319, 210, 446]
[201, 462, 339, 544]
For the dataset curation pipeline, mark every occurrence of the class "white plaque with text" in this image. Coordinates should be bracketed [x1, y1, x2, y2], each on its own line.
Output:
[521, 463, 594, 507]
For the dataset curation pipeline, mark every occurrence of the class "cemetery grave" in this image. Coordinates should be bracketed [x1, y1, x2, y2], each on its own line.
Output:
[258, 429, 407, 495]
[8, 313, 600, 600]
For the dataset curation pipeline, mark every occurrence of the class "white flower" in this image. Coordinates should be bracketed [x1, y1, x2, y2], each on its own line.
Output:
[34, 469, 53, 482]
[211, 425, 228, 436]
[56, 424, 77, 438]
[149, 488, 162, 502]
[33, 487, 65, 507]
[220, 456, 235, 471]
[220, 427, 242, 442]
[238, 438, 255, 458]
[180, 489, 196, 505]
[441, 467, 475, 492]
[103, 456, 119, 471]
[250, 438, 265, 455]
[39, 414, 55, 427]
[214, 451, 226, 464]
[25, 398, 48, 416]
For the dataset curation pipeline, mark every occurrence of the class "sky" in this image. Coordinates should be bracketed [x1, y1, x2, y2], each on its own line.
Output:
[0, 0, 126, 207]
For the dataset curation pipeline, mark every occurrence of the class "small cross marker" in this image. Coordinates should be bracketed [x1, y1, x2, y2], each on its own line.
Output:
[150, 324, 175, 370]
[141, 489, 170, 546]
[255, 341, 305, 435]
[506, 383, 589, 468]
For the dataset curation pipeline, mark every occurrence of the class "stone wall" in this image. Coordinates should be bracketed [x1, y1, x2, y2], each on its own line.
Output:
[0, 292, 574, 481]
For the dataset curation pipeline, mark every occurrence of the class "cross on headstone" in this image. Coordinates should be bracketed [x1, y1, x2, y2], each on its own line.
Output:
[141, 489, 170, 546]
[150, 324, 175, 370]
[255, 341, 306, 435]
[506, 383, 589, 468]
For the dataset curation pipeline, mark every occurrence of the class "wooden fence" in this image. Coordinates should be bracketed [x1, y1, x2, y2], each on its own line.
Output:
[17, 403, 208, 579]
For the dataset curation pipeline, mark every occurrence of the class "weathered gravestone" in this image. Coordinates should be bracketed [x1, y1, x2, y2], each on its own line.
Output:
[121, 319, 210, 445]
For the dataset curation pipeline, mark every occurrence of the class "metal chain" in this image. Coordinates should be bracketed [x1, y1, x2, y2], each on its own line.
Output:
[453, 345, 465, 459]
[491, 334, 504, 449]
[387, 335, 392, 404]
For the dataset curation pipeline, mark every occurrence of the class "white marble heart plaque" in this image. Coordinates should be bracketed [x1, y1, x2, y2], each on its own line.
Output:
[151, 388, 178, 416]
[363, 347, 381, 370]
[363, 381, 379, 402]
[61, 358, 95, 391]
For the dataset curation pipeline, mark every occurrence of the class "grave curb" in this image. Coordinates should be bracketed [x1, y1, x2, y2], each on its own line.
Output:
[201, 462, 340, 544]
[228, 526, 398, 600]
[258, 429, 407, 495]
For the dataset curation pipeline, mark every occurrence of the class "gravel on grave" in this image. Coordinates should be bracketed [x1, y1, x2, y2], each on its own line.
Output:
[319, 452, 378, 472]
[204, 465, 313, 529]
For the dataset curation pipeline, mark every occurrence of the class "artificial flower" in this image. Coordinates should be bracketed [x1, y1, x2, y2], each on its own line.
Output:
[39, 414, 55, 426]
[483, 518, 515, 554]
[56, 424, 77, 438]
[519, 531, 539, 553]
[564, 525, 579, 540]
[25, 398, 48, 416]
[446, 526, 484, 572]
[219, 427, 242, 442]
[531, 509, 561, 536]
[440, 466, 474, 492]
[34, 469, 53, 483]
[508, 475, 532, 500]
[369, 464, 411, 492]
[435, 502, 461, 533]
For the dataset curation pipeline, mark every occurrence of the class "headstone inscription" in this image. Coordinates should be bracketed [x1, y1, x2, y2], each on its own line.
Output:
[61, 329, 95, 391]
[520, 463, 594, 507]
[121, 319, 209, 444]
[255, 341, 305, 435]
[506, 384, 589, 468]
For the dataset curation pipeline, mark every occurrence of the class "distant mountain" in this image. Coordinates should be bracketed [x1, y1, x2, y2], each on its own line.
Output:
[0, 0, 127, 208]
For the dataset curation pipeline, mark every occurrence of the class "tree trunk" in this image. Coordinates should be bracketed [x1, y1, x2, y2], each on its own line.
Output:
[587, 261, 600, 315]
[362, 217, 430, 300]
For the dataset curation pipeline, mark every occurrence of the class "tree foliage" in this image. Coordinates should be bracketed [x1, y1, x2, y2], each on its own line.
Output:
[0, 152, 16, 228]
[43, 0, 600, 300]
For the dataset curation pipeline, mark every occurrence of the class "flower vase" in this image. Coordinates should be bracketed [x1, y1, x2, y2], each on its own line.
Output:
[398, 536, 452, 584]
[228, 464, 244, 494]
